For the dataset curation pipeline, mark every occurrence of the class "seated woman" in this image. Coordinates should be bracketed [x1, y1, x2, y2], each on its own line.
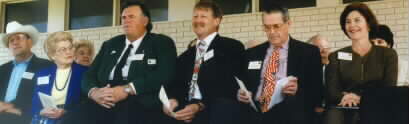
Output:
[371, 24, 408, 86]
[31, 32, 88, 124]
[74, 40, 95, 67]
[324, 3, 398, 124]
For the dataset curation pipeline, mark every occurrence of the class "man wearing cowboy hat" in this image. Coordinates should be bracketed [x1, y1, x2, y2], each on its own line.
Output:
[0, 21, 51, 124]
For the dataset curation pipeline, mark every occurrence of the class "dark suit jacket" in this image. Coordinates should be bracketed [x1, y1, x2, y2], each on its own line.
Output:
[167, 34, 246, 106]
[0, 55, 52, 124]
[82, 33, 177, 109]
[244, 37, 323, 123]
[31, 63, 87, 124]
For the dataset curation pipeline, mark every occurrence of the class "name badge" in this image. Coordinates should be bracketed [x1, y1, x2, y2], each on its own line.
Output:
[147, 59, 157, 65]
[130, 54, 144, 61]
[248, 61, 262, 70]
[22, 72, 34, 80]
[338, 52, 352, 61]
[37, 76, 49, 85]
[203, 49, 214, 62]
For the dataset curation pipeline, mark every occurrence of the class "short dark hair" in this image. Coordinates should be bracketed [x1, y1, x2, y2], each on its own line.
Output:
[372, 24, 394, 48]
[194, 1, 223, 20]
[340, 2, 379, 39]
[121, 1, 153, 32]
[262, 3, 290, 22]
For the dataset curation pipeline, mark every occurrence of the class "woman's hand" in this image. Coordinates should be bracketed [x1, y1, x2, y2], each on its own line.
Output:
[338, 92, 361, 107]
[40, 108, 65, 119]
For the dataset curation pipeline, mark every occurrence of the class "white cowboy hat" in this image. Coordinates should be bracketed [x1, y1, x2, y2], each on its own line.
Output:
[0, 21, 39, 47]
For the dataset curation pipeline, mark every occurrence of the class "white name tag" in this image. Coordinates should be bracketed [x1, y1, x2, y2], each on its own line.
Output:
[130, 54, 144, 61]
[148, 59, 157, 65]
[248, 61, 262, 70]
[338, 52, 352, 61]
[37, 76, 49, 85]
[203, 49, 214, 62]
[22, 72, 34, 80]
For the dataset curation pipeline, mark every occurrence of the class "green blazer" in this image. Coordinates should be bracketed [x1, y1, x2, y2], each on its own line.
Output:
[82, 33, 177, 109]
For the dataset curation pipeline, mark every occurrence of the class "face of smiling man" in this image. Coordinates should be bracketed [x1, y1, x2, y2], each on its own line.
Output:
[192, 8, 221, 40]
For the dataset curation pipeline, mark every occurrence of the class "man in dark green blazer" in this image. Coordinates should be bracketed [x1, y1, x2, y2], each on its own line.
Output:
[81, 1, 176, 124]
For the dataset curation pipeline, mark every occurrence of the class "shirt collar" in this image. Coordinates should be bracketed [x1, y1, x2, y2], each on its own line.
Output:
[196, 32, 218, 47]
[13, 54, 33, 65]
[126, 32, 147, 47]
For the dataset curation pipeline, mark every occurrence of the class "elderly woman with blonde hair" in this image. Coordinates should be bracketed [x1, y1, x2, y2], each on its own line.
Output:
[74, 39, 95, 66]
[31, 31, 88, 124]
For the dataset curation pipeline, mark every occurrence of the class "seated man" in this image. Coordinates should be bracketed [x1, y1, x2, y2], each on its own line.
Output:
[0, 21, 52, 124]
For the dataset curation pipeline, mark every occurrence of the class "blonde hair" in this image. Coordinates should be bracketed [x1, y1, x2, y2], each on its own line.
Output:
[44, 32, 73, 60]
[74, 39, 95, 57]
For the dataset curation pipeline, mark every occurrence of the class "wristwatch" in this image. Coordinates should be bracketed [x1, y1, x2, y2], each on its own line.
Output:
[124, 85, 132, 94]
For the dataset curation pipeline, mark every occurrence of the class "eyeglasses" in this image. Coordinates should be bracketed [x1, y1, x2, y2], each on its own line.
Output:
[56, 46, 74, 54]
[263, 23, 287, 32]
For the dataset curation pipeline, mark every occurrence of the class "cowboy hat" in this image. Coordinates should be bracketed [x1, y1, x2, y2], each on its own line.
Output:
[0, 21, 39, 47]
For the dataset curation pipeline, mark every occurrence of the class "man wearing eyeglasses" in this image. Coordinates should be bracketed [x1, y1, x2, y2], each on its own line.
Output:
[237, 4, 323, 124]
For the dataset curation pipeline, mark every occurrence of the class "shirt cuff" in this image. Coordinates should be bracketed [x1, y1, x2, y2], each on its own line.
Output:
[88, 87, 97, 98]
[128, 83, 137, 95]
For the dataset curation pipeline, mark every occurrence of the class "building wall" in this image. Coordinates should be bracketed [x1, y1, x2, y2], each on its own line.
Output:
[0, 0, 407, 65]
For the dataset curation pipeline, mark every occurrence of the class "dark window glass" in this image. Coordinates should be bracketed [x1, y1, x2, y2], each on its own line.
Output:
[343, 0, 381, 4]
[69, 0, 113, 30]
[5, 0, 48, 32]
[260, 0, 316, 10]
[139, 0, 169, 22]
[200, 0, 252, 15]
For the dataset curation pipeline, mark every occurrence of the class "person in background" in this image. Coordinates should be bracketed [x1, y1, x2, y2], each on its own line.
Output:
[307, 34, 332, 124]
[370, 24, 408, 86]
[0, 21, 52, 124]
[325, 3, 398, 124]
[74, 39, 95, 66]
[31, 31, 88, 124]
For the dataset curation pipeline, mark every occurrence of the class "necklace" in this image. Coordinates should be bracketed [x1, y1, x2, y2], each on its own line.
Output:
[54, 69, 72, 91]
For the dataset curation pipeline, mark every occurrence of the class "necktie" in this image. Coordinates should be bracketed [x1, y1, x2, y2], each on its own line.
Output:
[260, 47, 280, 113]
[114, 44, 133, 82]
[188, 40, 207, 100]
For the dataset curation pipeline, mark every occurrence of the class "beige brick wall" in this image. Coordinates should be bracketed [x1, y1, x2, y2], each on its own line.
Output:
[0, 0, 407, 65]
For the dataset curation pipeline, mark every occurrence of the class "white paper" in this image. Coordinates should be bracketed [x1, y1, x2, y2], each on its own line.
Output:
[235, 77, 258, 112]
[268, 76, 296, 109]
[159, 86, 176, 117]
[38, 92, 57, 109]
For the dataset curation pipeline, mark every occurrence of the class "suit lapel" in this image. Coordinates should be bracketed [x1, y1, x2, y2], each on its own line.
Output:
[0, 62, 14, 100]
[287, 38, 299, 76]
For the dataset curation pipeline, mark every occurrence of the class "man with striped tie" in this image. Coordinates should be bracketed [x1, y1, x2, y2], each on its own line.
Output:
[237, 3, 323, 124]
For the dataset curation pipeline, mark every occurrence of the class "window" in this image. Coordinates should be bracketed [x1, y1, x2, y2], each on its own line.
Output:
[260, 0, 316, 10]
[69, 0, 113, 30]
[139, 0, 169, 22]
[343, 0, 381, 4]
[5, 0, 48, 32]
[201, 0, 252, 15]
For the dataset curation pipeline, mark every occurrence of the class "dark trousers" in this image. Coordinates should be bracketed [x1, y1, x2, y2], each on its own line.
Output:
[164, 98, 243, 124]
[323, 108, 359, 124]
[80, 99, 166, 124]
[0, 113, 30, 124]
[238, 100, 307, 124]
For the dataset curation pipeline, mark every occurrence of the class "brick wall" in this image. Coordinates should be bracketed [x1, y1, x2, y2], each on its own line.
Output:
[0, 0, 407, 65]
